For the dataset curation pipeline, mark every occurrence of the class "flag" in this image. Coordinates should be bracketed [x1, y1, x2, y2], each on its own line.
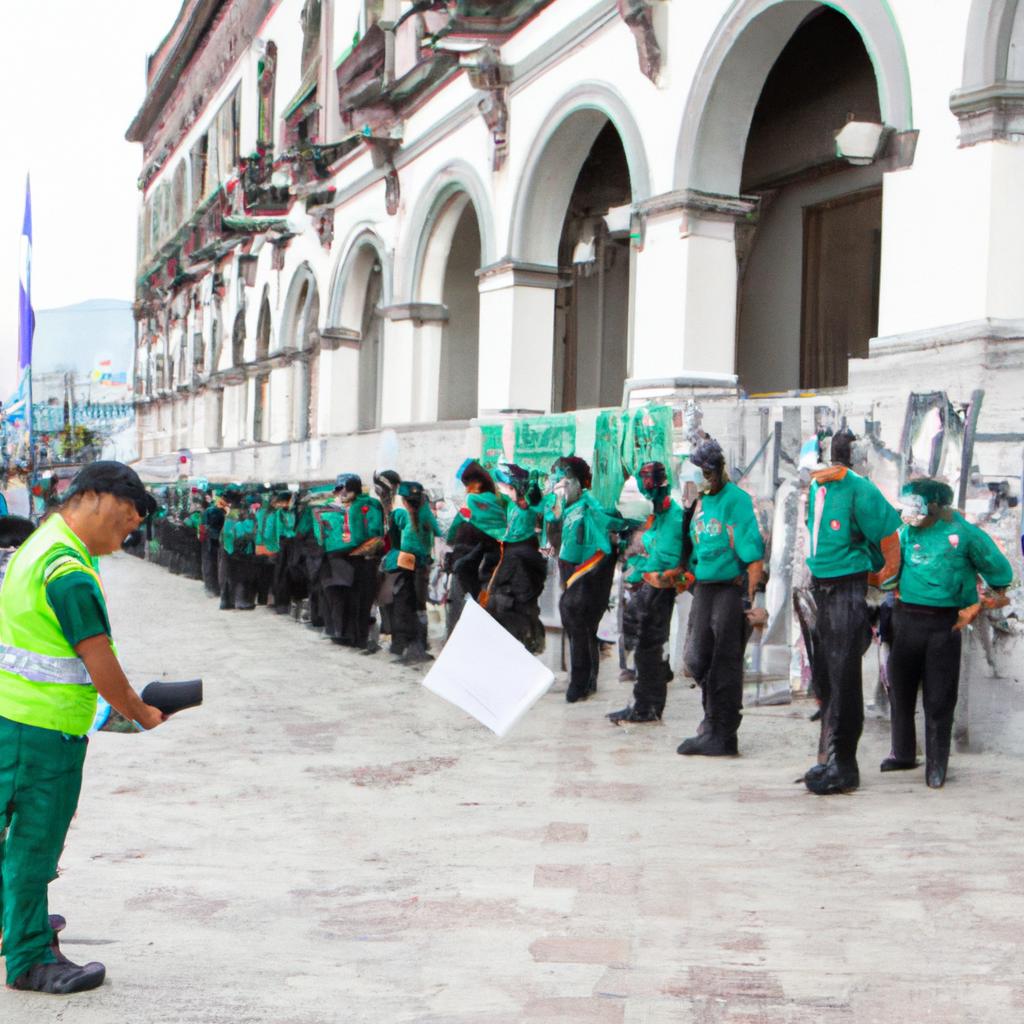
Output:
[18, 176, 33, 373]
[421, 598, 554, 737]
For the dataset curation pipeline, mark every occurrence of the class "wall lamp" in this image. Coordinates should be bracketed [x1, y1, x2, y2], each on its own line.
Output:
[834, 120, 888, 166]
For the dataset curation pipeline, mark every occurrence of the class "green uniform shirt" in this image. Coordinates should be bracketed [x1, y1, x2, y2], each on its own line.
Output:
[504, 501, 543, 544]
[805, 469, 900, 579]
[465, 492, 508, 541]
[313, 496, 384, 553]
[46, 572, 110, 647]
[690, 482, 765, 582]
[221, 512, 255, 556]
[627, 500, 685, 580]
[898, 513, 1013, 607]
[558, 491, 619, 565]
[382, 507, 434, 570]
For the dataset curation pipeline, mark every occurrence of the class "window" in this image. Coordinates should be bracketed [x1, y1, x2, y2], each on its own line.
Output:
[190, 135, 208, 209]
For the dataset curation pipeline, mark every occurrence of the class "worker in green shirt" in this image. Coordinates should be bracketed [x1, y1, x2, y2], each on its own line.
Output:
[381, 481, 435, 663]
[884, 478, 1013, 788]
[482, 461, 547, 652]
[608, 461, 685, 725]
[0, 461, 163, 994]
[313, 474, 385, 648]
[200, 489, 225, 597]
[801, 428, 901, 795]
[676, 439, 765, 755]
[547, 456, 622, 704]
[446, 460, 504, 635]
[265, 491, 298, 615]
[218, 489, 257, 611]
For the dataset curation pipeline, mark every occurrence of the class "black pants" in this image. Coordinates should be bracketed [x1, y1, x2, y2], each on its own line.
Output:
[254, 556, 274, 606]
[559, 553, 616, 701]
[487, 539, 548, 652]
[810, 573, 872, 764]
[201, 536, 220, 596]
[888, 603, 961, 772]
[219, 548, 255, 610]
[683, 581, 745, 736]
[629, 583, 677, 716]
[388, 569, 426, 654]
[271, 538, 306, 612]
[351, 557, 381, 649]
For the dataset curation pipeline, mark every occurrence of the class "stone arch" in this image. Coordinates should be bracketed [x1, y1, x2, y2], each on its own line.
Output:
[327, 225, 393, 330]
[399, 161, 495, 302]
[953, 0, 1024, 144]
[509, 81, 652, 266]
[674, 0, 914, 195]
[281, 263, 321, 441]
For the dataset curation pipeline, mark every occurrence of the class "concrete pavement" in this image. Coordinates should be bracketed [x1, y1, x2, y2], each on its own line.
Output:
[4, 553, 1022, 1023]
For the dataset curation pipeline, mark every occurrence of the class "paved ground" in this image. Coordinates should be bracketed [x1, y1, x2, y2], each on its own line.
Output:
[4, 553, 1022, 1023]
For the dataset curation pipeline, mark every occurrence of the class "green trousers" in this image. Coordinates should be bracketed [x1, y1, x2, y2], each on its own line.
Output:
[0, 715, 86, 984]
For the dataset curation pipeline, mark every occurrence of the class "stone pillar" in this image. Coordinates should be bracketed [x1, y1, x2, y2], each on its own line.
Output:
[476, 261, 562, 416]
[318, 328, 361, 435]
[631, 190, 756, 381]
[378, 304, 448, 425]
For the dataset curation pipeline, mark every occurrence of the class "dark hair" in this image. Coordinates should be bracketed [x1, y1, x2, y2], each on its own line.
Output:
[831, 428, 857, 468]
[0, 516, 35, 549]
[690, 439, 725, 472]
[459, 460, 496, 494]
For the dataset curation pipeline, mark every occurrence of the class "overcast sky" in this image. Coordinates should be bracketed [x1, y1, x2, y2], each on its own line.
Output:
[0, 1, 185, 394]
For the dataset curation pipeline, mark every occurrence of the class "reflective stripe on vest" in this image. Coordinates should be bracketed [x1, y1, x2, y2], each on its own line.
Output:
[0, 642, 93, 686]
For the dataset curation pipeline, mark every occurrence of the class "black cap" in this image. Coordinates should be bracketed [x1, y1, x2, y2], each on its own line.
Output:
[64, 461, 157, 518]
[690, 439, 725, 472]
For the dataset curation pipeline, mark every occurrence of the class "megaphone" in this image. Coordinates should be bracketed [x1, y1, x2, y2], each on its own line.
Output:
[91, 679, 203, 734]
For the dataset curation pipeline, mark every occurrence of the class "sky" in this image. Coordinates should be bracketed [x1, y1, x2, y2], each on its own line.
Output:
[0, 0, 185, 395]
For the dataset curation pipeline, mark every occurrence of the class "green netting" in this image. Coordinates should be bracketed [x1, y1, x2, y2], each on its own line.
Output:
[479, 424, 505, 470]
[512, 414, 576, 472]
[621, 404, 675, 480]
[591, 409, 626, 512]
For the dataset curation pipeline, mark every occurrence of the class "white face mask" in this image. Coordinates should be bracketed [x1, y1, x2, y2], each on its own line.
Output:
[554, 477, 581, 506]
[899, 496, 928, 527]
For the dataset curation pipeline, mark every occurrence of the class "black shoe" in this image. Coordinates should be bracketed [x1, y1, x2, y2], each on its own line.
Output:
[926, 763, 947, 788]
[805, 759, 859, 795]
[880, 757, 919, 772]
[10, 959, 105, 994]
[360, 643, 381, 655]
[606, 705, 660, 724]
[676, 732, 738, 756]
[809, 708, 822, 722]
[565, 686, 590, 704]
[618, 668, 637, 682]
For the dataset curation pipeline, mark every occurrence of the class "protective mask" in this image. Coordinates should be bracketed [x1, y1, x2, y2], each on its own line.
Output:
[554, 477, 581, 506]
[899, 496, 928, 527]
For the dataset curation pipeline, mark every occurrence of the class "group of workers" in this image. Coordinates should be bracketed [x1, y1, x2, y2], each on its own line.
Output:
[0, 428, 1015, 996]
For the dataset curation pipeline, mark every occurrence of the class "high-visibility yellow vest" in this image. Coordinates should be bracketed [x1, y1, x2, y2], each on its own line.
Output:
[0, 514, 103, 735]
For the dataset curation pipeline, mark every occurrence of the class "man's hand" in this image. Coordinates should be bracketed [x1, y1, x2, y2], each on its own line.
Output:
[745, 606, 769, 628]
[134, 703, 166, 731]
[953, 603, 982, 632]
[75, 634, 166, 729]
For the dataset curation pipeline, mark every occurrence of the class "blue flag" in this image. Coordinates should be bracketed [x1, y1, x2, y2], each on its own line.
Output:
[18, 176, 34, 373]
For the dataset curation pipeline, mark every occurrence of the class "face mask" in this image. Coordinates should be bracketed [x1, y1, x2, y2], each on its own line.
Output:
[554, 477, 581, 506]
[899, 496, 928, 527]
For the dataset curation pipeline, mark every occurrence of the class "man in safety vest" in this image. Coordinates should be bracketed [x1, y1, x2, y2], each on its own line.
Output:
[0, 461, 163, 994]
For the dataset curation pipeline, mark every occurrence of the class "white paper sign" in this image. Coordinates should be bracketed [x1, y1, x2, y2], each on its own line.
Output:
[422, 597, 554, 737]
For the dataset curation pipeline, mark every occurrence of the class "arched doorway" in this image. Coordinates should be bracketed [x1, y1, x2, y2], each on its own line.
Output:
[675, 0, 913, 393]
[416, 192, 482, 421]
[738, 7, 885, 391]
[283, 269, 320, 441]
[510, 88, 650, 413]
[328, 231, 390, 431]
[552, 122, 632, 411]
[253, 290, 271, 443]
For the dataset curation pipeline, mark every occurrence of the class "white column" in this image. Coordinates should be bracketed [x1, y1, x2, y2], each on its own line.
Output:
[476, 262, 559, 415]
[632, 205, 740, 380]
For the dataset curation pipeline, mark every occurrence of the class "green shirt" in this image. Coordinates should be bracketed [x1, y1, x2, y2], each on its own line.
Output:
[221, 512, 256, 556]
[628, 500, 685, 580]
[313, 496, 384, 554]
[558, 491, 619, 565]
[504, 501, 543, 544]
[690, 482, 765, 582]
[382, 507, 435, 571]
[464, 492, 508, 542]
[806, 470, 900, 579]
[898, 513, 1013, 608]
[46, 571, 110, 647]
